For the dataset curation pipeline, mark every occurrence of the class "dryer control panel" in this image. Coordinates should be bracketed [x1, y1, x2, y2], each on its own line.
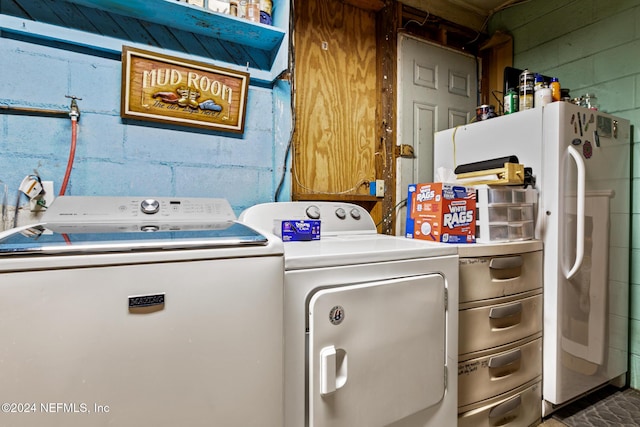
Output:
[303, 203, 373, 233]
[239, 202, 377, 236]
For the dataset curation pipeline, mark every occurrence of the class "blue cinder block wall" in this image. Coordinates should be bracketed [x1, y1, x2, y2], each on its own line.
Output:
[0, 33, 291, 223]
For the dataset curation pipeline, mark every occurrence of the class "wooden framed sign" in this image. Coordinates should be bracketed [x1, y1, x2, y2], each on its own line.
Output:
[121, 46, 249, 133]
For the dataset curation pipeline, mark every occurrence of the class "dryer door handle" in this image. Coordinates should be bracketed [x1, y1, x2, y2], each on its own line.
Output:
[319, 346, 348, 396]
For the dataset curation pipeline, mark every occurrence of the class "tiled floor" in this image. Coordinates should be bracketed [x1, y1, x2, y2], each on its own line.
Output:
[536, 386, 640, 427]
[539, 419, 567, 427]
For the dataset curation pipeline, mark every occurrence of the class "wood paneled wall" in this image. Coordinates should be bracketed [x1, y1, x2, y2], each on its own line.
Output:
[291, 0, 506, 232]
[292, 0, 378, 201]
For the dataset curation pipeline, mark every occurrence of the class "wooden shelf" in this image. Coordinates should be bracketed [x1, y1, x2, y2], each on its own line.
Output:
[0, 0, 289, 84]
[292, 193, 380, 213]
[293, 193, 379, 203]
[65, 0, 285, 51]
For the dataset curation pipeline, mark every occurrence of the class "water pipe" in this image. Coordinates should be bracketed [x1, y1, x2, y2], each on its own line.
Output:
[59, 96, 81, 196]
[0, 105, 69, 118]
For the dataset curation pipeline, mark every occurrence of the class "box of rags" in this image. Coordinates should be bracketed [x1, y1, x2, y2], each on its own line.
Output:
[405, 182, 476, 243]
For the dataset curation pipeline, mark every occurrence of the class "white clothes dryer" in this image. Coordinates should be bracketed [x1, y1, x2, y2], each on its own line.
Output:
[0, 196, 284, 427]
[240, 201, 459, 427]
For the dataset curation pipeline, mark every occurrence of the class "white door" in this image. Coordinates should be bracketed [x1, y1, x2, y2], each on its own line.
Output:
[307, 274, 446, 427]
[396, 35, 478, 235]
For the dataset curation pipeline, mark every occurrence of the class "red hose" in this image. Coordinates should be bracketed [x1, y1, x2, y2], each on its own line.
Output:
[59, 117, 78, 196]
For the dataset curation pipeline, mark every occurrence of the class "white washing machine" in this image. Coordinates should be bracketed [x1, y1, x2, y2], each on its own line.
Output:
[240, 201, 459, 427]
[0, 196, 284, 427]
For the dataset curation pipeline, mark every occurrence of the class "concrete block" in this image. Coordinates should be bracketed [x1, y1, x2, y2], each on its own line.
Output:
[174, 166, 273, 212]
[69, 58, 121, 115]
[0, 39, 68, 103]
[67, 159, 173, 197]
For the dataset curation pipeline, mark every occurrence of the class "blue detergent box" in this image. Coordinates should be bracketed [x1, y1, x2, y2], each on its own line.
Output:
[280, 220, 321, 241]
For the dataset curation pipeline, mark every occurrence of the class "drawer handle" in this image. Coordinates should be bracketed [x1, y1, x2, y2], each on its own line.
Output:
[488, 349, 522, 368]
[489, 395, 522, 419]
[490, 302, 523, 319]
[489, 256, 523, 270]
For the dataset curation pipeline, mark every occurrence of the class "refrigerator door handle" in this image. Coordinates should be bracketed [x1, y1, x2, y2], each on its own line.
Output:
[565, 145, 585, 280]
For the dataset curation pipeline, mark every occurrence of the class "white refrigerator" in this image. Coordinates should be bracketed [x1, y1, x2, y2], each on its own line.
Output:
[434, 101, 631, 415]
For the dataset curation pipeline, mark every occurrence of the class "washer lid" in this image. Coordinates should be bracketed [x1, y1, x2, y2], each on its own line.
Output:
[0, 221, 268, 256]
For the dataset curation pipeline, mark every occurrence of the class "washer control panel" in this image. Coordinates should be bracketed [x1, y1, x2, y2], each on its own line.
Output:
[43, 196, 236, 223]
[140, 199, 161, 215]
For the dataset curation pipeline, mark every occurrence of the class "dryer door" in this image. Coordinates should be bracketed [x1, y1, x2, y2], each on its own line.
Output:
[307, 274, 447, 427]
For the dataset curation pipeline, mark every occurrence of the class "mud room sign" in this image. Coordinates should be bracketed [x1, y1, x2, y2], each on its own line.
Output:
[121, 46, 249, 133]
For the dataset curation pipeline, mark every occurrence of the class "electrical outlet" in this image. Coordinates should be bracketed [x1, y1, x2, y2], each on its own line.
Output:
[30, 181, 55, 212]
[375, 179, 385, 197]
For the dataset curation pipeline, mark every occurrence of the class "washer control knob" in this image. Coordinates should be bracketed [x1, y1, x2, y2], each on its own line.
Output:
[335, 208, 346, 219]
[140, 225, 159, 232]
[140, 199, 160, 214]
[350, 208, 361, 220]
[306, 205, 321, 219]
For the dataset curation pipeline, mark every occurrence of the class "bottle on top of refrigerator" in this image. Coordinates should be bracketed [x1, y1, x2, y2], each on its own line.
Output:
[534, 73, 544, 91]
[519, 69, 534, 111]
[535, 83, 552, 108]
[583, 93, 599, 110]
[550, 78, 561, 102]
[504, 88, 518, 115]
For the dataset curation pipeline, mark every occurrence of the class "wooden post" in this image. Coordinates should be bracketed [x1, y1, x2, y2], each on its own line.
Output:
[376, 0, 399, 234]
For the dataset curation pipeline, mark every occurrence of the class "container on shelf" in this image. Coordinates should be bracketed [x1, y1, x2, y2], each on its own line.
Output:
[260, 0, 273, 25]
[246, 0, 261, 22]
[208, 0, 230, 13]
[475, 185, 538, 243]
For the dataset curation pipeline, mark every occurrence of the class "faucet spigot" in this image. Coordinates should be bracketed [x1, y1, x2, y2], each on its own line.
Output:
[66, 95, 81, 121]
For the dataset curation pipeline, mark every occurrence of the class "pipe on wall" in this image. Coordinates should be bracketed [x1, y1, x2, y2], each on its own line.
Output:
[0, 104, 70, 118]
